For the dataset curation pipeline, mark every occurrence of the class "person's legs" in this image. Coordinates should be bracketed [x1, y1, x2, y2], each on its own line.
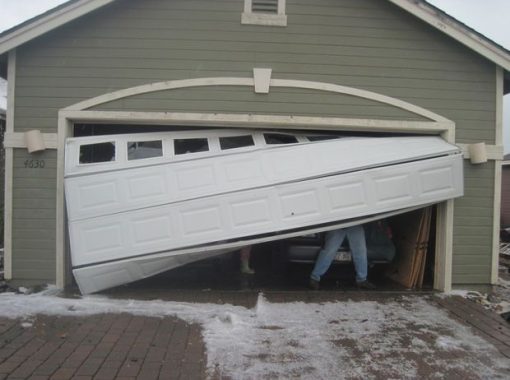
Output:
[240, 245, 254, 274]
[345, 225, 368, 283]
[346, 225, 375, 289]
[310, 229, 347, 282]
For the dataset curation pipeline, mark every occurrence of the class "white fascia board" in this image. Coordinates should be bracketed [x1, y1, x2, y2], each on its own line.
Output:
[0, 0, 117, 55]
[387, 0, 510, 72]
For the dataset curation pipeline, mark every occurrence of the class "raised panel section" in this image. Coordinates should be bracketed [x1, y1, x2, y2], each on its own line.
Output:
[420, 166, 455, 194]
[180, 206, 223, 236]
[78, 181, 119, 209]
[127, 173, 167, 200]
[230, 197, 272, 228]
[373, 174, 412, 203]
[280, 189, 321, 220]
[327, 182, 367, 210]
[175, 165, 216, 191]
[132, 215, 172, 244]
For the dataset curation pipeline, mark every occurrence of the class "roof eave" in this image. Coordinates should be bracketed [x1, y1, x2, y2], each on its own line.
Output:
[0, 0, 117, 56]
[387, 0, 510, 72]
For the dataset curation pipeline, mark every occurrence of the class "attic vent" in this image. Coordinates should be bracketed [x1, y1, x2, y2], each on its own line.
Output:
[242, 0, 287, 27]
[252, 0, 278, 14]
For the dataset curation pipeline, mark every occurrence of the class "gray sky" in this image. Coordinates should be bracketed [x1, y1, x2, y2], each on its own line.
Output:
[0, 0, 509, 152]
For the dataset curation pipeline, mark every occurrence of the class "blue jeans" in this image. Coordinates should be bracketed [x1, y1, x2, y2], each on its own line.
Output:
[310, 225, 368, 283]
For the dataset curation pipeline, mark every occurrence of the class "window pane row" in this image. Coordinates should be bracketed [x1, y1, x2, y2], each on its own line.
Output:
[78, 132, 328, 164]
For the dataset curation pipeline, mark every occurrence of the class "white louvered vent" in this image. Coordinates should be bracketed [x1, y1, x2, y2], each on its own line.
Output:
[242, 0, 287, 26]
[252, 0, 278, 14]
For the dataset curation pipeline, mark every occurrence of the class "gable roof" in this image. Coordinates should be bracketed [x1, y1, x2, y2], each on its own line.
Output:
[0, 0, 509, 75]
[0, 0, 116, 57]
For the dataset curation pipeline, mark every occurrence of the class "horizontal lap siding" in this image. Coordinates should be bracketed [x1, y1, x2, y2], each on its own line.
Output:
[95, 87, 426, 120]
[11, 149, 56, 281]
[452, 162, 495, 284]
[11, 0, 497, 284]
[502, 167, 510, 228]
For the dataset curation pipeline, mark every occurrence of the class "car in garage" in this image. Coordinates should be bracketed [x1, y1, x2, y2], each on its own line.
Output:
[282, 221, 396, 266]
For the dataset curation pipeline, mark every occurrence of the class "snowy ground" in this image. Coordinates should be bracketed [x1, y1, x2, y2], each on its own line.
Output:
[0, 288, 509, 379]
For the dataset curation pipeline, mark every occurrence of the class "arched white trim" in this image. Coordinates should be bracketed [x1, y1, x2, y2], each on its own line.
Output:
[56, 74, 457, 292]
[65, 76, 451, 123]
[270, 79, 450, 122]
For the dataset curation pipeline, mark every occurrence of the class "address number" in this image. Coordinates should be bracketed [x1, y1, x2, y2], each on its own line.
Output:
[24, 160, 45, 169]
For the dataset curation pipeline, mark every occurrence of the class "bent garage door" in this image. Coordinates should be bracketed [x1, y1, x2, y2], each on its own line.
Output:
[64, 129, 463, 294]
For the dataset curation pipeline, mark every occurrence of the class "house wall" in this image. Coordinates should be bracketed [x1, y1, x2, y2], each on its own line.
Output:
[9, 0, 498, 284]
[502, 165, 510, 228]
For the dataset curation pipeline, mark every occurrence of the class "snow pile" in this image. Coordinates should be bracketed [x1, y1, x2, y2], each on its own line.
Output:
[0, 288, 508, 379]
[444, 279, 510, 318]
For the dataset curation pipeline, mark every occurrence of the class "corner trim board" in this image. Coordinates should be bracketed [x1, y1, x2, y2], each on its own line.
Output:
[3, 50, 15, 280]
[492, 67, 504, 284]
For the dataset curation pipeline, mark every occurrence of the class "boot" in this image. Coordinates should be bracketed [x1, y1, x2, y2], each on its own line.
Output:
[240, 262, 255, 275]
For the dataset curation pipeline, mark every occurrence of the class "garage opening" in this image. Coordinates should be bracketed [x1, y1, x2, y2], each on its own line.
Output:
[64, 124, 462, 294]
[100, 206, 438, 293]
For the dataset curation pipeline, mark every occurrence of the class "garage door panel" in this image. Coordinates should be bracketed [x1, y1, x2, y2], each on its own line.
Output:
[65, 134, 459, 221]
[69, 154, 463, 267]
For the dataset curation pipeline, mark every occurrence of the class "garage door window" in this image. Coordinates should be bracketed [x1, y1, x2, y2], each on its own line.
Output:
[174, 138, 209, 155]
[128, 140, 163, 160]
[220, 135, 254, 150]
[79, 142, 115, 164]
[264, 133, 298, 145]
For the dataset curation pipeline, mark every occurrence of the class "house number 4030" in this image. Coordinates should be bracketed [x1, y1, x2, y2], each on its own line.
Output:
[24, 159, 45, 169]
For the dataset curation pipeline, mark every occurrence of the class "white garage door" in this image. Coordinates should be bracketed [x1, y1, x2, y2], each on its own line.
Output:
[65, 130, 463, 293]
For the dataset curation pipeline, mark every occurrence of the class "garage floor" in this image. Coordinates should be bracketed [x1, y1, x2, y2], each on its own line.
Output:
[93, 245, 416, 295]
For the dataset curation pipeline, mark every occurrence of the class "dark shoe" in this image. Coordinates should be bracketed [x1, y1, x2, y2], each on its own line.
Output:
[356, 280, 376, 290]
[309, 278, 320, 290]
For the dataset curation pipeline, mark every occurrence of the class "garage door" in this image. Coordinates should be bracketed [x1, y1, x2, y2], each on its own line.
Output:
[65, 130, 463, 293]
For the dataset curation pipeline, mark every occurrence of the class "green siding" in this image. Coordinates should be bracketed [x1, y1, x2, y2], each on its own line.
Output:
[96, 87, 427, 120]
[10, 0, 499, 285]
[11, 149, 56, 282]
[452, 161, 495, 284]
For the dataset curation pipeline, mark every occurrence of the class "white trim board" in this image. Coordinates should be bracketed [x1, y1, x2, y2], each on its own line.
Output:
[3, 50, 16, 280]
[457, 144, 504, 161]
[5, 128, 501, 163]
[64, 75, 451, 123]
[62, 110, 453, 133]
[3, 132, 58, 149]
[492, 67, 505, 284]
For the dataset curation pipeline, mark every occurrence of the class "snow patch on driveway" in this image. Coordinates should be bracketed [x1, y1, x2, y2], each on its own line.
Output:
[0, 288, 508, 379]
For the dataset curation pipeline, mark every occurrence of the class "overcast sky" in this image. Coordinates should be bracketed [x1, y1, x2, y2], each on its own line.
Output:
[0, 0, 509, 152]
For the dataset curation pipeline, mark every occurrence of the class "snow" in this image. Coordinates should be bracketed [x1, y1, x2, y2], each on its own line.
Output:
[0, 287, 508, 379]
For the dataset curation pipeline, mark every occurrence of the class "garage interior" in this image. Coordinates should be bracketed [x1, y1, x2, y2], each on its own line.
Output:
[67, 123, 441, 293]
[101, 207, 438, 293]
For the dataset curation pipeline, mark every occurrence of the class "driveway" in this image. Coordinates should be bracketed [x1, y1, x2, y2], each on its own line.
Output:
[0, 288, 509, 379]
